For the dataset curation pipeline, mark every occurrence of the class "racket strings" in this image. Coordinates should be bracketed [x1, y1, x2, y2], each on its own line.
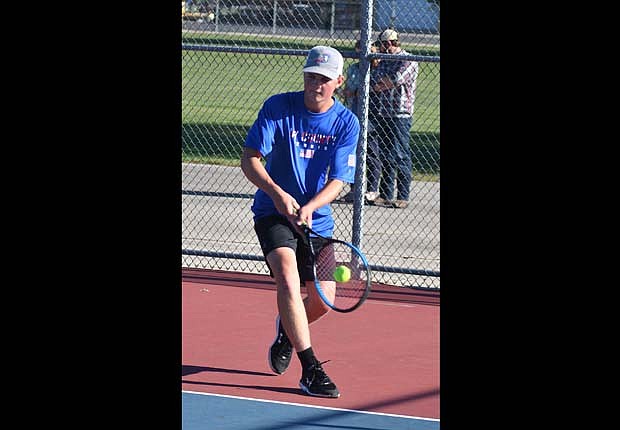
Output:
[315, 242, 369, 308]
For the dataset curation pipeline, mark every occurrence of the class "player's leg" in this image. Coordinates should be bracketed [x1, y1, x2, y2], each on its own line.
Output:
[269, 243, 338, 398]
[297, 278, 340, 398]
[267, 247, 312, 354]
[296, 237, 339, 398]
[254, 215, 300, 375]
[255, 215, 339, 397]
[304, 279, 333, 323]
[300, 237, 333, 323]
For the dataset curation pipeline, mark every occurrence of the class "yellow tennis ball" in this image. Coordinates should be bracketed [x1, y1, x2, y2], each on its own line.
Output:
[333, 265, 351, 282]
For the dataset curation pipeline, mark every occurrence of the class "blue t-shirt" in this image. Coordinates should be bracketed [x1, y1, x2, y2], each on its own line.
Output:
[245, 91, 360, 236]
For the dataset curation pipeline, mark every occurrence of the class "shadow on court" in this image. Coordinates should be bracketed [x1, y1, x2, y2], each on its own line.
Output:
[182, 364, 274, 377]
[182, 379, 304, 396]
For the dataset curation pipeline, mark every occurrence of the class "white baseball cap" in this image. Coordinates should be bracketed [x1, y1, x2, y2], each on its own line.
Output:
[378, 29, 399, 42]
[302, 46, 344, 80]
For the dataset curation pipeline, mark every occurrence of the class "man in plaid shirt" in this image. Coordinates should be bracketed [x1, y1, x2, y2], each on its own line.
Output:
[370, 29, 419, 209]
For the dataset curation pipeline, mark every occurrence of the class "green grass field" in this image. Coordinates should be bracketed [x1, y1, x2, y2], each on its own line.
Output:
[182, 36, 439, 179]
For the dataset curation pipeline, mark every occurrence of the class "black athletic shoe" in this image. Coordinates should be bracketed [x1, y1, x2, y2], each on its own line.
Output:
[268, 315, 293, 375]
[299, 360, 340, 398]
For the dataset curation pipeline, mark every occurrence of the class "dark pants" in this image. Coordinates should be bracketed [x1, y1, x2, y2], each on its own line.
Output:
[254, 215, 322, 281]
[349, 119, 382, 195]
[376, 116, 413, 201]
[366, 127, 382, 193]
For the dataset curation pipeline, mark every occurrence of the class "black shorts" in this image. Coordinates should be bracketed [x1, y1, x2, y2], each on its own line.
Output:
[254, 214, 326, 282]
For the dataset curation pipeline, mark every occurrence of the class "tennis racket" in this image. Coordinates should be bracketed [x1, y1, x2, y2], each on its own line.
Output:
[298, 220, 372, 313]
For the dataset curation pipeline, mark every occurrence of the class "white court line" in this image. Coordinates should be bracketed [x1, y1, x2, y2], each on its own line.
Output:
[182, 390, 440, 422]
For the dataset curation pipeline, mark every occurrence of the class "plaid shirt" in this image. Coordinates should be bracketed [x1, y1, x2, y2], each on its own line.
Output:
[370, 49, 419, 118]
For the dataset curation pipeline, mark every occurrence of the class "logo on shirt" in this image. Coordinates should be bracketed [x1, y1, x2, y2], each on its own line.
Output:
[291, 130, 336, 159]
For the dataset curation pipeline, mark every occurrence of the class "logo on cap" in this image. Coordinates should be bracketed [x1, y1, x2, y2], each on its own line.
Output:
[315, 54, 329, 64]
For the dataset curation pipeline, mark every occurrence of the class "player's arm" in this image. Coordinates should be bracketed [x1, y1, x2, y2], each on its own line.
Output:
[240, 146, 300, 216]
[297, 179, 345, 228]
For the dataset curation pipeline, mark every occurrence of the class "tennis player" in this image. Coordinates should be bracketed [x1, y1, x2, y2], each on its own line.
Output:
[241, 45, 360, 398]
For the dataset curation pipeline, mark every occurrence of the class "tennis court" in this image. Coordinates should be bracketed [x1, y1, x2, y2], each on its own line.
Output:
[182, 268, 440, 429]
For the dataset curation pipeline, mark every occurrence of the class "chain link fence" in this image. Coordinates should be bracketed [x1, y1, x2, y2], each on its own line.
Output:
[182, 0, 440, 289]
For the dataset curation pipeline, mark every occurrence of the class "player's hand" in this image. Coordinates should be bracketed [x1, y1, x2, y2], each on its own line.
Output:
[273, 192, 300, 218]
[294, 206, 312, 230]
[289, 207, 311, 237]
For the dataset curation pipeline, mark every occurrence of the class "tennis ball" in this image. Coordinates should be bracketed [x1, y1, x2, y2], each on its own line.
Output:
[333, 265, 351, 283]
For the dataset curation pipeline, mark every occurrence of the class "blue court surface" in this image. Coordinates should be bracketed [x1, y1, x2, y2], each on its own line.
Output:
[182, 390, 440, 430]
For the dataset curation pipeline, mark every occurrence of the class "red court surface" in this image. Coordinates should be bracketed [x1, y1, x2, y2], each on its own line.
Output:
[182, 268, 440, 420]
